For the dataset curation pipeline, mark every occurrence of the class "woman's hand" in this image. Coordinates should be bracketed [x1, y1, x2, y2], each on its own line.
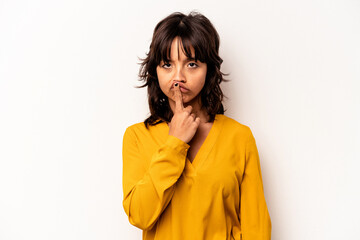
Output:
[168, 83, 201, 143]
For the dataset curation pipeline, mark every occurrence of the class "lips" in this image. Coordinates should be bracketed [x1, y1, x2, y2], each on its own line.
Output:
[171, 83, 189, 92]
[179, 86, 189, 93]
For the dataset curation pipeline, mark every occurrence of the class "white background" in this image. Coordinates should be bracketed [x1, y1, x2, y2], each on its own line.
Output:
[1, 0, 359, 239]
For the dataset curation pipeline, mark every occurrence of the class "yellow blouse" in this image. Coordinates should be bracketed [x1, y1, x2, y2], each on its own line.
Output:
[122, 114, 271, 239]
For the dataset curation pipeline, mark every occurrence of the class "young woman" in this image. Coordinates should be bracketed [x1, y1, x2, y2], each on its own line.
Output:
[122, 11, 271, 240]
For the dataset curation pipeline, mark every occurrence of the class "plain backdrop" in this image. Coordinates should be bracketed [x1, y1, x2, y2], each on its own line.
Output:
[1, 0, 359, 239]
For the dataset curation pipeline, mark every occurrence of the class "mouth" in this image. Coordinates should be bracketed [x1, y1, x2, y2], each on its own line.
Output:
[179, 86, 189, 93]
[170, 83, 190, 93]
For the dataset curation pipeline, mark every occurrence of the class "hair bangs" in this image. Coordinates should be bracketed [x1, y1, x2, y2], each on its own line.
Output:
[154, 24, 206, 64]
[179, 34, 206, 63]
[153, 34, 174, 65]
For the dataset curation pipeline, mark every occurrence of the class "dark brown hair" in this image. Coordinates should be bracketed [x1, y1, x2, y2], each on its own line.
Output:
[138, 11, 226, 127]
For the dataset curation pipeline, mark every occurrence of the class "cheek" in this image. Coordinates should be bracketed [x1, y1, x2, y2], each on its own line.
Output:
[158, 80, 167, 95]
[194, 71, 207, 92]
[156, 69, 171, 97]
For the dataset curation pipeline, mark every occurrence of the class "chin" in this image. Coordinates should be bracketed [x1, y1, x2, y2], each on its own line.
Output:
[183, 95, 198, 105]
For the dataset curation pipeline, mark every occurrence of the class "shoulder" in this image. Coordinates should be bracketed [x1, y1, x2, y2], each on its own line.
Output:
[123, 121, 167, 143]
[125, 122, 147, 133]
[216, 114, 255, 146]
[217, 114, 252, 137]
[123, 122, 149, 140]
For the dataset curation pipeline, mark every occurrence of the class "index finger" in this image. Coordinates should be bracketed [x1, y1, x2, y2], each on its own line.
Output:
[173, 82, 184, 112]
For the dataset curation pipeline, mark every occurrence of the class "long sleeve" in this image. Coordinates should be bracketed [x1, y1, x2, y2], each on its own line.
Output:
[122, 126, 190, 230]
[240, 128, 272, 239]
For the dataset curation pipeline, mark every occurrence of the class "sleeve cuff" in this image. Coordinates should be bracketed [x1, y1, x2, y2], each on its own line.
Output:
[165, 135, 190, 156]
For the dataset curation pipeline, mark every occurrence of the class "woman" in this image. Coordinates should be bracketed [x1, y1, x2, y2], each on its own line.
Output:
[122, 11, 271, 240]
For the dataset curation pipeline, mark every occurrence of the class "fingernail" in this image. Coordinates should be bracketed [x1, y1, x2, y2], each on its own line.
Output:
[174, 83, 178, 87]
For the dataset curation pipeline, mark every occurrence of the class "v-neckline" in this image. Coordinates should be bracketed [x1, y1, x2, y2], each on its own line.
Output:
[161, 114, 224, 173]
[185, 114, 223, 172]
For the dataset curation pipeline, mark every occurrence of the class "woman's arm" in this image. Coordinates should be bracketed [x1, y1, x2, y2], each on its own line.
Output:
[240, 128, 272, 239]
[122, 127, 189, 230]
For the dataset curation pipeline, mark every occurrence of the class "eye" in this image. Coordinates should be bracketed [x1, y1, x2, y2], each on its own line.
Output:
[188, 62, 198, 68]
[161, 63, 171, 69]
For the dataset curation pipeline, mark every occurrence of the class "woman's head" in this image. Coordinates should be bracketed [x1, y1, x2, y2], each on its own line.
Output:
[139, 11, 226, 127]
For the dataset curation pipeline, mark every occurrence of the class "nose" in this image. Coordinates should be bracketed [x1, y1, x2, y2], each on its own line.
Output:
[172, 65, 186, 83]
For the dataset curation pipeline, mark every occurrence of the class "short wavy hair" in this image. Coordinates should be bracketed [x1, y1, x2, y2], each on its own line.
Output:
[138, 11, 227, 127]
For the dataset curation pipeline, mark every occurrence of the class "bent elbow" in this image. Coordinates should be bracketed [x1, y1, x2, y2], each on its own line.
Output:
[123, 201, 158, 230]
[128, 214, 158, 230]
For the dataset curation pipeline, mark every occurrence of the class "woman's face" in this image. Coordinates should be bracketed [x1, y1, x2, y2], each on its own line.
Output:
[156, 37, 207, 106]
